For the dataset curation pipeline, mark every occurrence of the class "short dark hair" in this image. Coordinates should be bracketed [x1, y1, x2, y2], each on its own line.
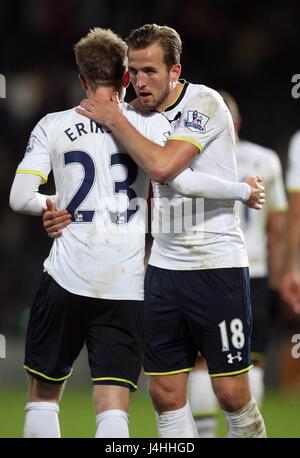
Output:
[126, 24, 182, 69]
[74, 27, 128, 90]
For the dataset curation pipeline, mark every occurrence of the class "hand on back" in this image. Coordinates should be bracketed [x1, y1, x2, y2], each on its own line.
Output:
[243, 176, 265, 210]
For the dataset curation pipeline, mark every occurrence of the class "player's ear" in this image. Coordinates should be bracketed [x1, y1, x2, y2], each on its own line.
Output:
[170, 63, 181, 83]
[79, 74, 89, 91]
[123, 71, 130, 88]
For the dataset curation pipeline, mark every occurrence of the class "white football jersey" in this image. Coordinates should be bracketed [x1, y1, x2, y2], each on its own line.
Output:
[237, 140, 287, 277]
[286, 131, 300, 192]
[149, 82, 249, 270]
[16, 103, 170, 299]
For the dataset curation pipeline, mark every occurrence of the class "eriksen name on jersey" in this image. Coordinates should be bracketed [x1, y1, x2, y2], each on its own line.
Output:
[64, 119, 112, 143]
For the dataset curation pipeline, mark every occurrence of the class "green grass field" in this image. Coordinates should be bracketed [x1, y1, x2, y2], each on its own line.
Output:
[1, 388, 299, 438]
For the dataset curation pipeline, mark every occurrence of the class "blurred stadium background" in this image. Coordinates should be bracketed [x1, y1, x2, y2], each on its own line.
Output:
[0, 0, 300, 437]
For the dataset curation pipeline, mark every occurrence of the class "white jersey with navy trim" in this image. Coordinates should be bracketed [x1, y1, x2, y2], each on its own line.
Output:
[237, 140, 288, 278]
[149, 82, 249, 270]
[16, 103, 170, 299]
[286, 130, 300, 192]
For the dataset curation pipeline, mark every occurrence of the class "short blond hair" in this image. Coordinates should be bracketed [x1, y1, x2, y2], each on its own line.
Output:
[74, 27, 128, 90]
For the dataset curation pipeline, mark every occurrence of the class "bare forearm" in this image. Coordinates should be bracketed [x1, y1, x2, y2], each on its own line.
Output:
[76, 99, 199, 181]
[105, 112, 166, 179]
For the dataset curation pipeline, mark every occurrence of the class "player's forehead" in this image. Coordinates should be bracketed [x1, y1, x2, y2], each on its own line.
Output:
[128, 42, 165, 69]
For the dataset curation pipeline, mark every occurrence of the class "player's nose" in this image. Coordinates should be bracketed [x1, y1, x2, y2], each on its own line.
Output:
[136, 72, 146, 88]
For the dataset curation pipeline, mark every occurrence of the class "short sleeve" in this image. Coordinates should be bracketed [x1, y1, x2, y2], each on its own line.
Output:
[168, 90, 228, 152]
[16, 116, 51, 184]
[146, 112, 172, 146]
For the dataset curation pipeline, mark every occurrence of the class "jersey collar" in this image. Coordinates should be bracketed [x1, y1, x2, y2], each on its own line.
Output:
[163, 79, 189, 112]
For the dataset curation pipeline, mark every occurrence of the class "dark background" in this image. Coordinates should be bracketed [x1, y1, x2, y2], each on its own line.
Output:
[1, 0, 299, 333]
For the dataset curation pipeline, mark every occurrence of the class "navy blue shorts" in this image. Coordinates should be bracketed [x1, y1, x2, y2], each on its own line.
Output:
[144, 266, 252, 377]
[24, 272, 144, 390]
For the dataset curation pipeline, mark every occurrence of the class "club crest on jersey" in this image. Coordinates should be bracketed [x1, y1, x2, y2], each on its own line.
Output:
[74, 211, 84, 222]
[25, 135, 37, 154]
[184, 110, 210, 133]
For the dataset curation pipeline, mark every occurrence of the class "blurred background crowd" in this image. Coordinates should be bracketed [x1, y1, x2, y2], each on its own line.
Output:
[1, 0, 300, 395]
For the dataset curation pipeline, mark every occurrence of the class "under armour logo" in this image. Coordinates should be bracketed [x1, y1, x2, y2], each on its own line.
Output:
[227, 352, 242, 364]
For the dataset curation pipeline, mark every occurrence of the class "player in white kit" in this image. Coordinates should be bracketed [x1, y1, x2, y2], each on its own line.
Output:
[9, 27, 172, 439]
[75, 24, 266, 438]
[281, 131, 300, 312]
[10, 27, 264, 439]
[188, 92, 287, 437]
